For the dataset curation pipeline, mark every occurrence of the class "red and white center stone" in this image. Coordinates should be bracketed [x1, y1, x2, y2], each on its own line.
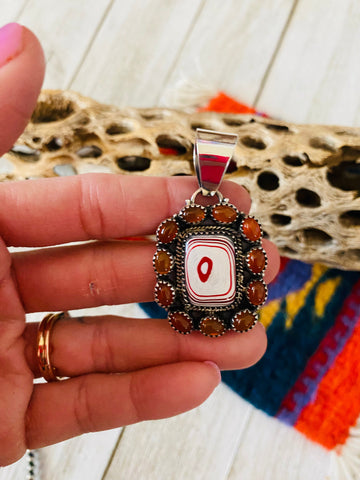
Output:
[185, 235, 236, 306]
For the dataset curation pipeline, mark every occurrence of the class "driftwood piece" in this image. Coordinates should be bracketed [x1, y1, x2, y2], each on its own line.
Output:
[2, 90, 360, 270]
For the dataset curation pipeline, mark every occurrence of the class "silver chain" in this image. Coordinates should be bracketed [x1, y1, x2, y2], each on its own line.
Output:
[26, 450, 39, 480]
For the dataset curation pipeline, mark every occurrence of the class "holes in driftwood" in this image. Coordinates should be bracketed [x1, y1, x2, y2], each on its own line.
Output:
[32, 97, 74, 123]
[11, 144, 40, 162]
[32, 137, 41, 143]
[257, 171, 279, 190]
[341, 146, 360, 161]
[241, 136, 267, 150]
[339, 210, 360, 227]
[265, 123, 290, 132]
[226, 159, 238, 174]
[53, 164, 77, 176]
[190, 122, 215, 131]
[106, 124, 132, 135]
[223, 117, 246, 127]
[116, 156, 151, 172]
[76, 115, 90, 126]
[140, 112, 164, 121]
[172, 173, 191, 176]
[0, 157, 15, 174]
[327, 161, 360, 191]
[282, 246, 298, 255]
[348, 249, 360, 260]
[271, 214, 291, 226]
[156, 135, 187, 155]
[283, 153, 309, 167]
[309, 136, 336, 152]
[76, 145, 103, 158]
[303, 228, 332, 245]
[46, 137, 63, 151]
[295, 188, 321, 208]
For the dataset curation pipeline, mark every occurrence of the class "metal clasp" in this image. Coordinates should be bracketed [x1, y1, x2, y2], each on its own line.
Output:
[193, 128, 238, 196]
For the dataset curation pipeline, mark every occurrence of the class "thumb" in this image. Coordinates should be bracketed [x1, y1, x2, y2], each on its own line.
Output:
[0, 23, 45, 155]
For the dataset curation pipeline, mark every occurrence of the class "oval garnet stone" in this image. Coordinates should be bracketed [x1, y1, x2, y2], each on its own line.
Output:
[242, 217, 261, 241]
[155, 282, 174, 307]
[169, 312, 193, 334]
[157, 219, 178, 243]
[247, 280, 267, 305]
[181, 205, 205, 223]
[154, 250, 173, 274]
[199, 317, 225, 337]
[232, 311, 257, 332]
[212, 205, 237, 223]
[247, 248, 266, 273]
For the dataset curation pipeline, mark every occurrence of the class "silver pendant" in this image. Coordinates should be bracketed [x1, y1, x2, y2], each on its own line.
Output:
[153, 129, 267, 337]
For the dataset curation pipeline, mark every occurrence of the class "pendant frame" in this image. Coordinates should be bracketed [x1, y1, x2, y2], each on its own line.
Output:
[153, 128, 267, 337]
[153, 198, 268, 337]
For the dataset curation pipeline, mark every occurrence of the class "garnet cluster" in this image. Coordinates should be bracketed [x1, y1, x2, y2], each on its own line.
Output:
[153, 200, 267, 337]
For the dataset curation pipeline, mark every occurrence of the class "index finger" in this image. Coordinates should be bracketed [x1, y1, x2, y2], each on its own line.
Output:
[0, 174, 251, 247]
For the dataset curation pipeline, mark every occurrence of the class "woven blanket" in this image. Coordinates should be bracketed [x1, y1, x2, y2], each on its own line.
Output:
[141, 93, 360, 479]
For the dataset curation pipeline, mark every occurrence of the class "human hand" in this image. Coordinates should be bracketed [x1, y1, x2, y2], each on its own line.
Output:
[0, 23, 280, 466]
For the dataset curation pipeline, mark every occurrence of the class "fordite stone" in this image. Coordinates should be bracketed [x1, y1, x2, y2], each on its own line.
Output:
[247, 280, 267, 306]
[232, 310, 257, 332]
[157, 219, 178, 243]
[247, 248, 266, 273]
[154, 250, 173, 275]
[181, 205, 205, 223]
[212, 204, 237, 223]
[241, 217, 262, 242]
[200, 317, 226, 337]
[185, 235, 236, 307]
[169, 312, 193, 334]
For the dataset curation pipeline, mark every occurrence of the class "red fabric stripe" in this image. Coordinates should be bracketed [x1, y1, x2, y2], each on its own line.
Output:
[295, 312, 360, 449]
[200, 92, 258, 114]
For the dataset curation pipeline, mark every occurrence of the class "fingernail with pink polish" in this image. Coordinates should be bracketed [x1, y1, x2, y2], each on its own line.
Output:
[0, 23, 23, 68]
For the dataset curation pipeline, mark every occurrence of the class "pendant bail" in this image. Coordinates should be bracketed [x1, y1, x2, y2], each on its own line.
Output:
[194, 128, 238, 196]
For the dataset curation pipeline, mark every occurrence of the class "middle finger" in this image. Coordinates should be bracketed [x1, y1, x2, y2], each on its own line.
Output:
[13, 240, 156, 312]
[13, 239, 278, 313]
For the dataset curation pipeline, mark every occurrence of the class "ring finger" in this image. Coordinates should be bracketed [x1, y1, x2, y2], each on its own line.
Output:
[24, 313, 267, 378]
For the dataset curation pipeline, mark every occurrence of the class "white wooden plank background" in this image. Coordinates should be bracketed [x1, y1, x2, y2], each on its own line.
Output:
[256, 0, 360, 125]
[1, 0, 359, 478]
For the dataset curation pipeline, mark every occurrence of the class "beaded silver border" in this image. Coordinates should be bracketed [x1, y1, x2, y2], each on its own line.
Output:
[240, 215, 263, 244]
[156, 216, 179, 244]
[154, 280, 176, 308]
[153, 198, 267, 336]
[210, 202, 239, 224]
[168, 311, 193, 335]
[179, 204, 207, 224]
[246, 279, 268, 307]
[152, 249, 175, 275]
[231, 309, 259, 333]
[245, 246, 268, 275]
[199, 316, 226, 337]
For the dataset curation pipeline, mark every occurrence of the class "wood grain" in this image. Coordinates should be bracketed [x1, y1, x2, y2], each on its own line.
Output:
[1, 0, 353, 478]
[257, 0, 360, 125]
[16, 0, 113, 89]
[70, 0, 204, 107]
[104, 384, 253, 480]
[162, 0, 296, 107]
[228, 407, 330, 480]
[2, 1, 28, 25]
